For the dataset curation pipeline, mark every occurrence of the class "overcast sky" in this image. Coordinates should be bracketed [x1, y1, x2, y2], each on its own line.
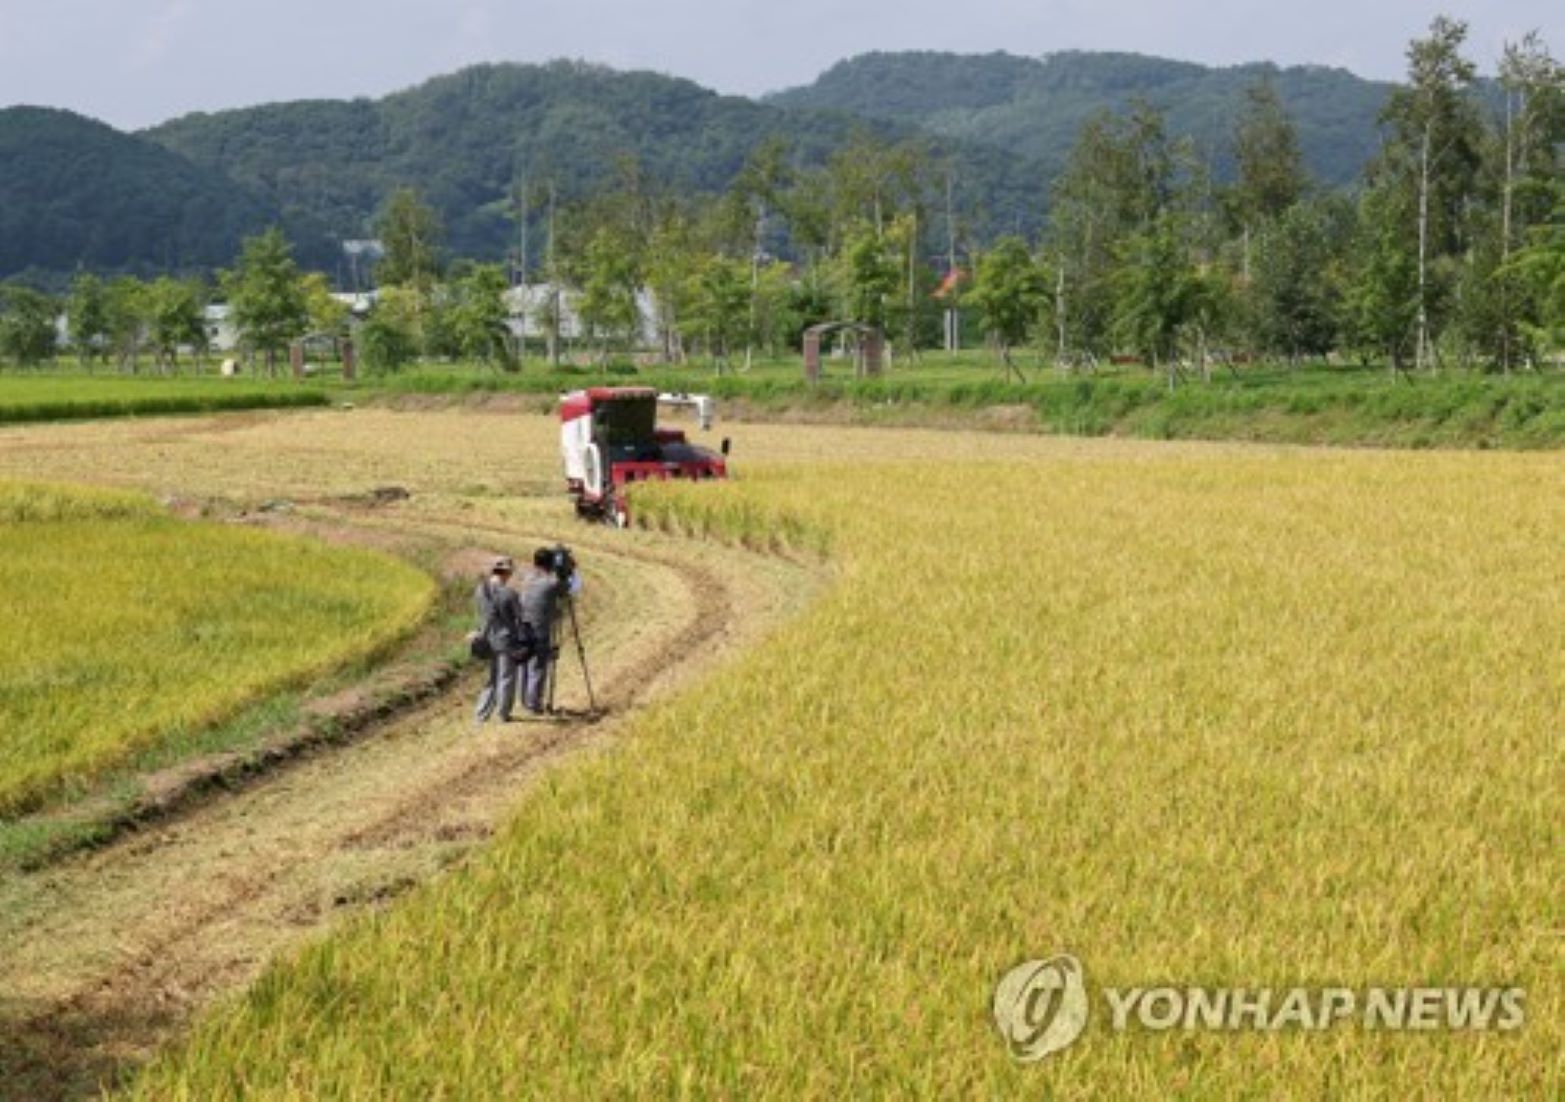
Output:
[1, 1, 1558, 131]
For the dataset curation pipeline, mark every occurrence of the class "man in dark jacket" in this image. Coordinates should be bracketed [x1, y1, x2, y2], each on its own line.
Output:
[519, 547, 564, 714]
[474, 556, 527, 724]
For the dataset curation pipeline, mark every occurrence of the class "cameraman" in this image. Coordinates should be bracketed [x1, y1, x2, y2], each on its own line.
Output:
[519, 545, 579, 714]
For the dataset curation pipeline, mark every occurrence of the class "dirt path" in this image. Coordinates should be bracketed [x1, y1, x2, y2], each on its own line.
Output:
[0, 504, 818, 1100]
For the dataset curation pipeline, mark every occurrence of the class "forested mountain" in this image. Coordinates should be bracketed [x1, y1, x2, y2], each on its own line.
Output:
[0, 107, 333, 282]
[142, 61, 1047, 260]
[3, 51, 1425, 281]
[768, 50, 1395, 186]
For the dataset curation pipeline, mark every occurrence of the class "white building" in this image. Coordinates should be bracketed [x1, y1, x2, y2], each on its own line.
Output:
[502, 284, 658, 346]
[204, 304, 239, 352]
[202, 293, 373, 354]
[330, 290, 377, 317]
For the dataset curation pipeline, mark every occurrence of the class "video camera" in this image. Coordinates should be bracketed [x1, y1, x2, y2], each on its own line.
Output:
[547, 544, 578, 585]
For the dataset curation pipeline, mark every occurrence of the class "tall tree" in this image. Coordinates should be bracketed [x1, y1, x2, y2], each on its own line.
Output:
[375, 188, 445, 290]
[222, 228, 309, 374]
[574, 225, 642, 360]
[1048, 102, 1194, 361]
[67, 272, 109, 367]
[685, 255, 750, 371]
[1380, 16, 1481, 371]
[1230, 78, 1308, 281]
[1491, 32, 1563, 371]
[1345, 183, 1420, 374]
[1250, 199, 1349, 363]
[780, 163, 834, 261]
[1496, 183, 1565, 361]
[883, 210, 934, 362]
[1113, 213, 1204, 386]
[301, 272, 350, 338]
[753, 260, 801, 357]
[0, 285, 57, 366]
[360, 286, 421, 374]
[104, 277, 148, 372]
[967, 236, 1049, 381]
[1497, 34, 1561, 266]
[831, 222, 899, 330]
[450, 263, 513, 369]
[640, 207, 690, 363]
[725, 138, 792, 369]
[144, 277, 207, 372]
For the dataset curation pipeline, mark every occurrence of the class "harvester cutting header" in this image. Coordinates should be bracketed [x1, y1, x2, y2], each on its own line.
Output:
[559, 387, 729, 526]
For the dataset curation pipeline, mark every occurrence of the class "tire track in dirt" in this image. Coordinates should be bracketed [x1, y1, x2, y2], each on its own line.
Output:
[338, 539, 739, 854]
[0, 507, 817, 1101]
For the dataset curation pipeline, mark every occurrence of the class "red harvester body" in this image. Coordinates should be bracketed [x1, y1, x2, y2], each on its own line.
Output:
[559, 387, 728, 526]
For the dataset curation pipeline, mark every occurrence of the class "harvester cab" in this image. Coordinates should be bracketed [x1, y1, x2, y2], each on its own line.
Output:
[559, 387, 729, 526]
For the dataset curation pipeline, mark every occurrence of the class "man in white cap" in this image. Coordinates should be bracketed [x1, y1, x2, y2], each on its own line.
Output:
[474, 556, 526, 724]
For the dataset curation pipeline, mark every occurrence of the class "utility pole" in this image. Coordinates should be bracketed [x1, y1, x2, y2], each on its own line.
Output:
[944, 169, 959, 353]
[515, 174, 530, 364]
[745, 199, 763, 372]
[517, 176, 529, 288]
[547, 180, 560, 368]
[905, 208, 917, 365]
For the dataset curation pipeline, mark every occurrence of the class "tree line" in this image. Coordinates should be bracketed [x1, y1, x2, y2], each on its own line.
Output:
[352, 138, 952, 374]
[2, 17, 1558, 381]
[0, 233, 346, 374]
[359, 18, 1559, 382]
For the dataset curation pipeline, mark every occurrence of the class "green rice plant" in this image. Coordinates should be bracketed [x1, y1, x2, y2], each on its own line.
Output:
[0, 481, 435, 814]
[0, 480, 161, 522]
[0, 376, 328, 423]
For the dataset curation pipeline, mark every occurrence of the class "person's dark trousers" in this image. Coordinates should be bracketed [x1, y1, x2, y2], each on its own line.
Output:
[523, 651, 552, 713]
[475, 651, 519, 722]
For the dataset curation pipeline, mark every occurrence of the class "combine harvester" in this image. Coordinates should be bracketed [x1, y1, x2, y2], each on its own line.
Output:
[559, 387, 729, 526]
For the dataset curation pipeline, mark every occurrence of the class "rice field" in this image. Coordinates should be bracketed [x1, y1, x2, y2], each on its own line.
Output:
[126, 436, 1561, 1097]
[0, 480, 435, 815]
[0, 374, 327, 423]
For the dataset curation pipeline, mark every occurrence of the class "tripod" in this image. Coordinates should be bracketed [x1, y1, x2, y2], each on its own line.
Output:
[543, 593, 598, 716]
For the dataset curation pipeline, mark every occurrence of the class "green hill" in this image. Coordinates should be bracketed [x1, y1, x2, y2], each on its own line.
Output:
[767, 50, 1395, 187]
[3, 51, 1419, 282]
[143, 61, 1049, 260]
[0, 107, 330, 282]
